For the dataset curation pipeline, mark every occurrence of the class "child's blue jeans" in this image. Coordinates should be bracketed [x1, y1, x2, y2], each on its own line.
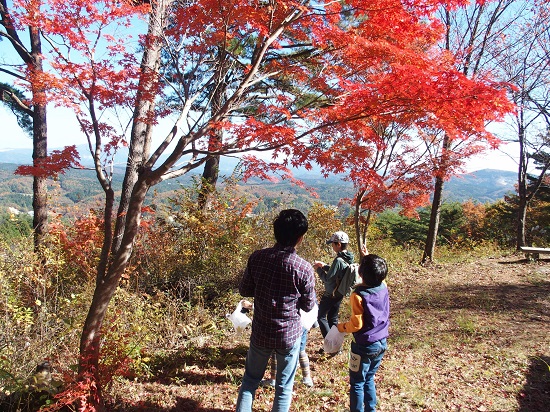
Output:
[349, 338, 387, 412]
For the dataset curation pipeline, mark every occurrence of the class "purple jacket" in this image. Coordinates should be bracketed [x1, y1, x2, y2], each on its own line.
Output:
[353, 283, 390, 344]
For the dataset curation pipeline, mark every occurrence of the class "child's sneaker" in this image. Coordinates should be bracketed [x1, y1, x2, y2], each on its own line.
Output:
[302, 377, 313, 387]
[260, 379, 275, 388]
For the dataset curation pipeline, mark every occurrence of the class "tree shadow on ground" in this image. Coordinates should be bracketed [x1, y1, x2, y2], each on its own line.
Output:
[391, 262, 549, 347]
[397, 280, 550, 314]
[140, 343, 249, 385]
[111, 397, 229, 411]
[104, 341, 250, 411]
[499, 257, 550, 264]
[518, 355, 550, 412]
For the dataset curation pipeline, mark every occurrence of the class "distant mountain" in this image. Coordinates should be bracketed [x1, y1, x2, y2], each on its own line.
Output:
[0, 145, 344, 181]
[0, 147, 518, 215]
[0, 148, 37, 165]
[443, 169, 516, 203]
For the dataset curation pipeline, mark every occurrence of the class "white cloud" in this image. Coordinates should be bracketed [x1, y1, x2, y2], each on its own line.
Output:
[466, 146, 518, 173]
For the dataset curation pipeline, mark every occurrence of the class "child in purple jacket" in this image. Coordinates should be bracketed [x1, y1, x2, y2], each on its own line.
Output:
[337, 254, 390, 412]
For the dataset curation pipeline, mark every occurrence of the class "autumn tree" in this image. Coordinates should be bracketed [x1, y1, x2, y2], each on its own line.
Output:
[7, 0, 515, 409]
[422, 0, 518, 263]
[492, 1, 550, 248]
[483, 198, 516, 245]
[342, 121, 434, 256]
[461, 199, 487, 243]
[287, 1, 513, 259]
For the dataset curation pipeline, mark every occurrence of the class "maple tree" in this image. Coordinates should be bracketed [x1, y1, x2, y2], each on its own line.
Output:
[327, 53, 512, 256]
[421, 0, 518, 263]
[3, 0, 515, 409]
[339, 121, 434, 255]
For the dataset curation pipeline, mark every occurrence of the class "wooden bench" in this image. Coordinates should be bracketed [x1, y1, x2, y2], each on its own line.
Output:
[519, 246, 550, 259]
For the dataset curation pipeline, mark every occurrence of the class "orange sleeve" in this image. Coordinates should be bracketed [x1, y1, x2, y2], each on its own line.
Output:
[337, 292, 363, 333]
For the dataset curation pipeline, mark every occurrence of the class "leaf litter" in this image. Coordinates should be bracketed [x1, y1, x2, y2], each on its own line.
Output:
[107, 254, 549, 411]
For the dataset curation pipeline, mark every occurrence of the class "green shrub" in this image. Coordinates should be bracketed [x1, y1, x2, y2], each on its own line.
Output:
[0, 213, 33, 241]
[0, 237, 85, 399]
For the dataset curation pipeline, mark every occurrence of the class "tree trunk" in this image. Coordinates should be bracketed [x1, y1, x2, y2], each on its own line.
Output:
[197, 153, 220, 210]
[352, 189, 371, 258]
[423, 131, 451, 264]
[198, 46, 227, 210]
[77, 1, 172, 409]
[516, 194, 528, 249]
[422, 174, 444, 264]
[353, 191, 363, 256]
[30, 26, 48, 255]
[112, 0, 169, 254]
[516, 111, 527, 250]
[78, 178, 149, 411]
[32, 105, 47, 253]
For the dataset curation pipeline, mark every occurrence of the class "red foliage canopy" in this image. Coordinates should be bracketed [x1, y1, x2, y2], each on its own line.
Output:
[8, 0, 513, 208]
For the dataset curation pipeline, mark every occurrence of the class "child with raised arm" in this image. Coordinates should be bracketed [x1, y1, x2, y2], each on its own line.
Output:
[313, 231, 354, 342]
[337, 254, 390, 412]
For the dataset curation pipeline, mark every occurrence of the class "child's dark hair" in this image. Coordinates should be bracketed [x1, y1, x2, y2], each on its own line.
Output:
[273, 209, 308, 247]
[359, 254, 387, 286]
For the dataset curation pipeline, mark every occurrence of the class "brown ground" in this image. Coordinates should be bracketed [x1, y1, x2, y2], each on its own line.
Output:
[107, 253, 550, 411]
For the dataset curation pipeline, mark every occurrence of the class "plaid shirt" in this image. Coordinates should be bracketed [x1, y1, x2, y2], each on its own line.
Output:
[239, 244, 317, 349]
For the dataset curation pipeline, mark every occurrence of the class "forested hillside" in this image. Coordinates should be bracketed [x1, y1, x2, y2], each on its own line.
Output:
[0, 161, 516, 215]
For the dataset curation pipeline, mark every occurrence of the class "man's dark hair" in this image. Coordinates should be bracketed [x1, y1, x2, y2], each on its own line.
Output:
[273, 209, 308, 247]
[359, 254, 387, 286]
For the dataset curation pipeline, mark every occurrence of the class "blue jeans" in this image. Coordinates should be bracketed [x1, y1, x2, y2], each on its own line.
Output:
[300, 327, 308, 352]
[236, 338, 301, 412]
[349, 339, 387, 412]
[317, 293, 343, 337]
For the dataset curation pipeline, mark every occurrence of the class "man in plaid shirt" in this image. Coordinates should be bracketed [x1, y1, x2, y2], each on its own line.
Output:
[236, 209, 317, 412]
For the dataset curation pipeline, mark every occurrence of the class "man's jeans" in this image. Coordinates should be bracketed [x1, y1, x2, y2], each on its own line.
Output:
[317, 293, 343, 337]
[349, 339, 387, 412]
[236, 338, 301, 412]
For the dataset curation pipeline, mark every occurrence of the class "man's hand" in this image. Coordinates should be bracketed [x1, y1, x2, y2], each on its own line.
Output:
[240, 299, 253, 313]
[313, 260, 325, 270]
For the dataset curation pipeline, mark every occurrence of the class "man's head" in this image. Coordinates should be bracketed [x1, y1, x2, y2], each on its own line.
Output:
[359, 254, 387, 286]
[273, 209, 308, 247]
[326, 231, 349, 250]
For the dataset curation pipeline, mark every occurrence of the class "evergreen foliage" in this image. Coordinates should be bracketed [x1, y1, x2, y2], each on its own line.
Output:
[0, 213, 33, 240]
[0, 83, 33, 136]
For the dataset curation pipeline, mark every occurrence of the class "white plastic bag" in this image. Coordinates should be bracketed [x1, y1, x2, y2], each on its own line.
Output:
[226, 300, 252, 333]
[323, 325, 346, 354]
[300, 304, 319, 330]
